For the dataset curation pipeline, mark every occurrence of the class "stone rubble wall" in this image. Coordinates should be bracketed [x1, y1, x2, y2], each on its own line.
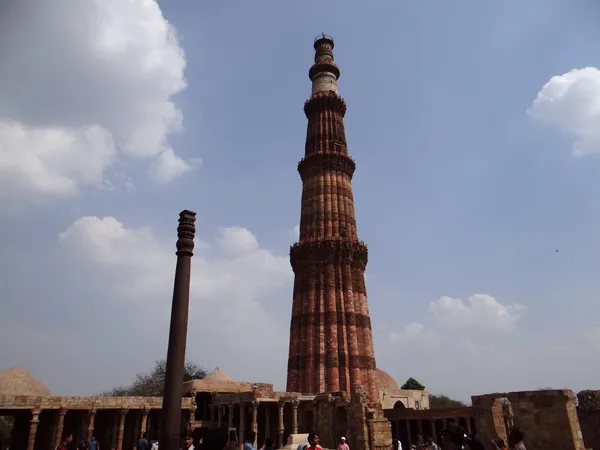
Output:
[577, 390, 600, 450]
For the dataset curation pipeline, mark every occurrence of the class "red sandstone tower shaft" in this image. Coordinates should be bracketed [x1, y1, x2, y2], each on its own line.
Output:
[287, 35, 380, 404]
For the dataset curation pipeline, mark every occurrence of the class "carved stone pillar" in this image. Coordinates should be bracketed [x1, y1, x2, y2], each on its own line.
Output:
[264, 404, 270, 441]
[278, 401, 285, 448]
[431, 420, 437, 443]
[54, 408, 67, 448]
[189, 406, 197, 433]
[116, 409, 128, 450]
[251, 401, 259, 447]
[210, 405, 216, 423]
[292, 400, 299, 435]
[87, 409, 96, 442]
[312, 400, 318, 433]
[229, 404, 234, 428]
[417, 420, 423, 440]
[239, 403, 246, 450]
[27, 409, 40, 450]
[140, 409, 149, 436]
[218, 406, 224, 428]
[406, 420, 412, 448]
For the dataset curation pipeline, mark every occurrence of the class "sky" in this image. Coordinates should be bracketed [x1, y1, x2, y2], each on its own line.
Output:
[1, 0, 600, 403]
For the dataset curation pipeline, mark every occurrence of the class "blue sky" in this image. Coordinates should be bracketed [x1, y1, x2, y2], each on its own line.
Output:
[1, 0, 600, 402]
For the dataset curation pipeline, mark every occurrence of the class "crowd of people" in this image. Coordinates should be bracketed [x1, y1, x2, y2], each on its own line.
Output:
[391, 423, 526, 450]
[52, 421, 526, 450]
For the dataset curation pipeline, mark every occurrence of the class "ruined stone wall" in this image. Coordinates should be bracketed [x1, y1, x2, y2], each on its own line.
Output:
[506, 390, 583, 450]
[577, 390, 600, 450]
[473, 391, 584, 450]
[471, 396, 507, 445]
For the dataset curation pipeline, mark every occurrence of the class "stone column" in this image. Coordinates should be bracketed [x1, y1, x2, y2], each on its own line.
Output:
[292, 400, 299, 435]
[264, 404, 270, 440]
[189, 405, 197, 433]
[406, 420, 412, 448]
[140, 409, 149, 436]
[87, 409, 96, 441]
[54, 408, 67, 448]
[218, 406, 224, 428]
[116, 409, 128, 450]
[229, 404, 234, 429]
[251, 401, 259, 447]
[278, 401, 285, 448]
[312, 400, 318, 433]
[239, 403, 246, 450]
[417, 420, 423, 440]
[27, 409, 40, 450]
[160, 210, 196, 450]
[210, 405, 216, 423]
[465, 418, 471, 435]
[431, 420, 437, 443]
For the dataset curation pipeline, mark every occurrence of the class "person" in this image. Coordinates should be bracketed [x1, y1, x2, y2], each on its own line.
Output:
[263, 438, 275, 450]
[89, 434, 99, 450]
[338, 437, 349, 450]
[150, 438, 159, 450]
[57, 433, 73, 450]
[488, 438, 507, 450]
[507, 427, 526, 450]
[392, 438, 402, 450]
[244, 431, 257, 450]
[307, 433, 320, 450]
[182, 433, 195, 450]
[422, 436, 437, 450]
[440, 423, 466, 450]
[138, 433, 149, 450]
[203, 428, 229, 450]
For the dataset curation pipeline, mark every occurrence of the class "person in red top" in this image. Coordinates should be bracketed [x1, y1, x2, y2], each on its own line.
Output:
[57, 433, 73, 450]
[307, 433, 319, 450]
[338, 437, 349, 450]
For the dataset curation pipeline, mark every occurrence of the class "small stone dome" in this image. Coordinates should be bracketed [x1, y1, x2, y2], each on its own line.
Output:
[0, 367, 52, 396]
[376, 368, 400, 391]
[204, 368, 235, 382]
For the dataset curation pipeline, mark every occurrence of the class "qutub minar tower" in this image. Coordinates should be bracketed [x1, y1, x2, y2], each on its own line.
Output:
[287, 34, 381, 406]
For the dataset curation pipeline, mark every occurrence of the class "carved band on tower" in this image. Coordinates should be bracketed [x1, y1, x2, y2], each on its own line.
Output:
[286, 35, 380, 405]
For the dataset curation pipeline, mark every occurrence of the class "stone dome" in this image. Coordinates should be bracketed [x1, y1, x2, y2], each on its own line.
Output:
[204, 368, 235, 382]
[0, 367, 52, 396]
[376, 368, 400, 391]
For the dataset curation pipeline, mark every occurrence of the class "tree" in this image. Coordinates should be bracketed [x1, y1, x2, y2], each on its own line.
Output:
[429, 394, 466, 409]
[401, 377, 426, 390]
[102, 359, 208, 397]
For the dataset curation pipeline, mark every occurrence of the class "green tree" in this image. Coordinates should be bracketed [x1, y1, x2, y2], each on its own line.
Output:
[401, 377, 426, 390]
[429, 394, 466, 409]
[102, 359, 207, 397]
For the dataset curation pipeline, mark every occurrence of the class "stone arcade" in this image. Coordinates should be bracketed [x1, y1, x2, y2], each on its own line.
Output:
[0, 36, 595, 450]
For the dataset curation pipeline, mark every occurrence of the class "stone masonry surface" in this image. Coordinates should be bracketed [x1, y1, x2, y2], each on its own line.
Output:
[286, 34, 381, 407]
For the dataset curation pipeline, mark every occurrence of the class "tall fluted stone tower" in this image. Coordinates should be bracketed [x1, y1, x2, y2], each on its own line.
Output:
[287, 35, 380, 405]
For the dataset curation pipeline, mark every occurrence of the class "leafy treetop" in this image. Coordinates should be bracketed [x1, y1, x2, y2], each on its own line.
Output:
[102, 358, 207, 397]
[401, 377, 426, 390]
[429, 394, 466, 409]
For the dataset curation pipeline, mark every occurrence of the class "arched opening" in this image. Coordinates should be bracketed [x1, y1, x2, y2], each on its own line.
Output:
[393, 401, 406, 410]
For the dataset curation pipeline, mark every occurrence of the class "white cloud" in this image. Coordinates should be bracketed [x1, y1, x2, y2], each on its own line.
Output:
[292, 225, 300, 240]
[428, 294, 526, 331]
[529, 67, 600, 156]
[217, 226, 260, 255]
[57, 216, 293, 388]
[0, 0, 196, 205]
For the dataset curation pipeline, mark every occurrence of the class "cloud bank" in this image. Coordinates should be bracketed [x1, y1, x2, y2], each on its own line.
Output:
[0, 0, 197, 207]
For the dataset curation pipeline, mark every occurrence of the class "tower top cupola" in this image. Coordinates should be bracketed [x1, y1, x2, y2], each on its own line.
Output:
[309, 33, 340, 95]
